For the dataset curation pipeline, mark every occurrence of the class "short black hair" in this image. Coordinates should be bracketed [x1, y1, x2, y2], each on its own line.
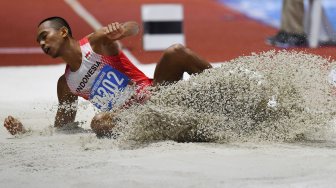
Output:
[38, 16, 72, 37]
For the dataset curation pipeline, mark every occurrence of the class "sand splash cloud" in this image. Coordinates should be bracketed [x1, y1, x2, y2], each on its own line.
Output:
[110, 51, 336, 144]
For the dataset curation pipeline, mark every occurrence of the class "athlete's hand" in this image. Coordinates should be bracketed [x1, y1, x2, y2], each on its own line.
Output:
[4, 116, 25, 135]
[104, 22, 125, 40]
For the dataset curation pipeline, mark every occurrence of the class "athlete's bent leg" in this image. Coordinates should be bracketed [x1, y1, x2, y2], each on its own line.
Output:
[90, 112, 116, 137]
[153, 44, 212, 84]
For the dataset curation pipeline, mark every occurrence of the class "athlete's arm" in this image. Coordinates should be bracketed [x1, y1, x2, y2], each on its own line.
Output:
[55, 75, 78, 128]
[88, 21, 139, 55]
[3, 75, 78, 135]
[98, 21, 139, 41]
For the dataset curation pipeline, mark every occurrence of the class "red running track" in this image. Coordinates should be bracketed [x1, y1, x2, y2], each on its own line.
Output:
[0, 0, 335, 66]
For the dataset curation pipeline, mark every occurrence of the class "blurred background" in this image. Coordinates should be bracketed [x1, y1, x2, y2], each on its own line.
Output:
[0, 0, 335, 67]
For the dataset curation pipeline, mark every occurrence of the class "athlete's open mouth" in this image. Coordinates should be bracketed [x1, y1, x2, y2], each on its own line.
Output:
[43, 47, 50, 55]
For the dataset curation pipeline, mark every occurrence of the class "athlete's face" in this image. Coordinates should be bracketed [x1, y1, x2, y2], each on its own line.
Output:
[36, 21, 67, 58]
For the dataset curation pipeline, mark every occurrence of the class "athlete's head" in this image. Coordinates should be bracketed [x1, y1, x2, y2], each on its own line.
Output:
[36, 16, 72, 58]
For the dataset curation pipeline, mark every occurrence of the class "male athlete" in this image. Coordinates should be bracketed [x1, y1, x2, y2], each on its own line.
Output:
[4, 17, 212, 137]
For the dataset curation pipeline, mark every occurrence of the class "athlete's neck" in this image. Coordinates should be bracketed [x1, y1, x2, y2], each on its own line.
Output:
[61, 38, 82, 72]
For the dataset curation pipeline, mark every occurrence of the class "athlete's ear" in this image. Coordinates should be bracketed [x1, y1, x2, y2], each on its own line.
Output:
[60, 26, 69, 37]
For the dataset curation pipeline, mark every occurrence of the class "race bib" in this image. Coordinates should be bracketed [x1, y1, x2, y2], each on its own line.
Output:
[89, 65, 130, 111]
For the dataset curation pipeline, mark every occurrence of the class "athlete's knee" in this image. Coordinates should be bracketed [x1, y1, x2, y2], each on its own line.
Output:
[164, 43, 187, 56]
[169, 43, 185, 50]
[90, 112, 115, 137]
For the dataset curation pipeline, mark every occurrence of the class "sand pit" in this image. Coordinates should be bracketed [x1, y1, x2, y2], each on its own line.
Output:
[1, 51, 336, 188]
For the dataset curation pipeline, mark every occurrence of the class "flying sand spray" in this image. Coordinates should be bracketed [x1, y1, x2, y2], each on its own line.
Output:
[110, 50, 336, 144]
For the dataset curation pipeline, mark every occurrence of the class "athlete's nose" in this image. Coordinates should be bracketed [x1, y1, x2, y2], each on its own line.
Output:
[39, 40, 46, 48]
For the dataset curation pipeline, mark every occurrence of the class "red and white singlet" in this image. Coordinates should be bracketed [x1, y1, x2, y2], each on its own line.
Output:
[65, 37, 152, 111]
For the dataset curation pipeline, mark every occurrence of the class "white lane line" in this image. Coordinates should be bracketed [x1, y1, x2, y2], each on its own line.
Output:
[64, 0, 101, 30]
[0, 47, 43, 54]
[64, 0, 141, 66]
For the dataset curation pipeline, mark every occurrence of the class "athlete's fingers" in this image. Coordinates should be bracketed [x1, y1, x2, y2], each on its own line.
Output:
[111, 23, 117, 32]
[8, 117, 16, 125]
[108, 24, 113, 33]
[5, 117, 11, 126]
[109, 23, 115, 32]
[4, 120, 13, 129]
[111, 24, 115, 33]
[8, 116, 14, 121]
[4, 121, 9, 128]
[115, 22, 120, 30]
[3, 117, 19, 135]
[6, 117, 20, 127]
[9, 116, 17, 124]
[4, 117, 9, 123]
[116, 23, 123, 33]
[4, 122, 15, 135]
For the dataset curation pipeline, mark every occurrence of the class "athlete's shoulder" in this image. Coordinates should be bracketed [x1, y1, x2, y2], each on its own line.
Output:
[79, 33, 104, 55]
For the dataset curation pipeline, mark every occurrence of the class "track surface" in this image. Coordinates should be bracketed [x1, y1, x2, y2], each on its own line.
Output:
[0, 0, 335, 66]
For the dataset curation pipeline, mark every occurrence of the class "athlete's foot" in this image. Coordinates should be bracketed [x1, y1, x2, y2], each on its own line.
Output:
[4, 116, 26, 135]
